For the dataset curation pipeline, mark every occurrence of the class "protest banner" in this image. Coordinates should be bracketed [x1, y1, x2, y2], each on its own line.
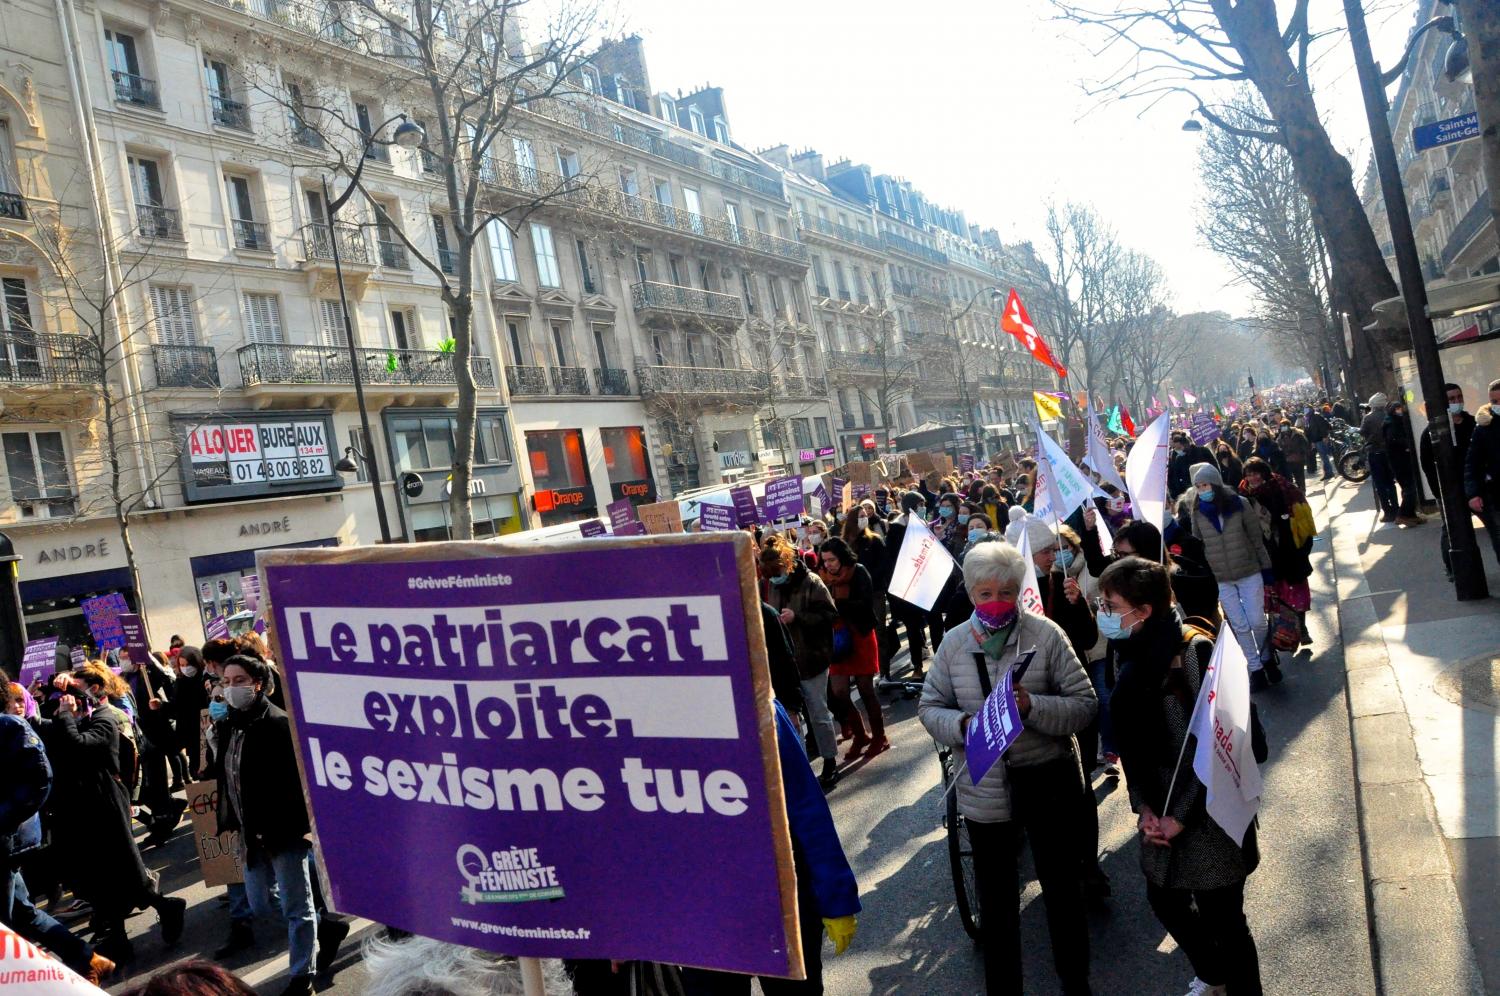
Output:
[965, 669, 1025, 785]
[852, 483, 870, 501]
[1013, 520, 1046, 617]
[1125, 413, 1172, 529]
[1083, 411, 1128, 492]
[606, 498, 638, 531]
[698, 502, 737, 532]
[763, 476, 804, 522]
[0, 927, 104, 993]
[636, 500, 684, 536]
[185, 780, 244, 886]
[205, 615, 231, 641]
[119, 613, 150, 667]
[1187, 629, 1262, 845]
[578, 520, 607, 538]
[841, 460, 874, 485]
[1031, 420, 1094, 524]
[886, 518, 956, 612]
[808, 482, 829, 516]
[729, 485, 758, 527]
[19, 637, 58, 688]
[80, 593, 129, 650]
[257, 534, 802, 977]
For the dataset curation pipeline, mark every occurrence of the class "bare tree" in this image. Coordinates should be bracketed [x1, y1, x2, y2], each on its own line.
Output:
[249, 0, 611, 538]
[1050, 0, 1401, 392]
[1036, 202, 1131, 393]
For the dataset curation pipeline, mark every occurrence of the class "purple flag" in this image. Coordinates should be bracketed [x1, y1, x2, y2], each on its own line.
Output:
[729, 486, 758, 527]
[763, 476, 804, 522]
[966, 669, 1025, 786]
[698, 503, 737, 532]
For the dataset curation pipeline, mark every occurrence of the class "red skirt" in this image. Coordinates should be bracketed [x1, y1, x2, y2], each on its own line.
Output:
[830, 625, 880, 676]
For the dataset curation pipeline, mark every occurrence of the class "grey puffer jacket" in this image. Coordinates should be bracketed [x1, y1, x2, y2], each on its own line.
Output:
[1175, 489, 1270, 584]
[919, 611, 1097, 824]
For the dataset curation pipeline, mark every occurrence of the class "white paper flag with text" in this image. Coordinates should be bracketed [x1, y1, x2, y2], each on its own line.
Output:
[1189, 632, 1263, 846]
[1032, 419, 1094, 524]
[1083, 411, 1128, 492]
[887, 516, 956, 612]
[1125, 413, 1172, 529]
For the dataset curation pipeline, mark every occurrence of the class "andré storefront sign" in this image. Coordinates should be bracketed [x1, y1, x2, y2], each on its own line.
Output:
[257, 535, 802, 978]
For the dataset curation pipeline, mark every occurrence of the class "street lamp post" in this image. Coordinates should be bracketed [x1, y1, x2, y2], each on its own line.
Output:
[1343, 0, 1488, 600]
[324, 117, 425, 545]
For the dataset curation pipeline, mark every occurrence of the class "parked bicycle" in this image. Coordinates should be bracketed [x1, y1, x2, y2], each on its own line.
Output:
[1326, 417, 1370, 483]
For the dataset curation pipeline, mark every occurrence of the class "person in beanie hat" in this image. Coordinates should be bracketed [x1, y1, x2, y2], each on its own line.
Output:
[1360, 393, 1400, 521]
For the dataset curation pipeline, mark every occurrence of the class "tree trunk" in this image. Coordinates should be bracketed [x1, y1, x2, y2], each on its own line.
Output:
[1214, 0, 1402, 395]
[1455, 0, 1500, 248]
[99, 358, 145, 612]
[448, 294, 477, 540]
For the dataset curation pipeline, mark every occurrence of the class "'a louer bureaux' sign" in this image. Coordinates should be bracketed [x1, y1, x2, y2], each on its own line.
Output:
[256, 534, 802, 978]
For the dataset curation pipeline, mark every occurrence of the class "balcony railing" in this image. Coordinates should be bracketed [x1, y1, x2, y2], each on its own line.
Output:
[594, 366, 631, 395]
[881, 230, 948, 265]
[1429, 173, 1453, 205]
[239, 343, 494, 388]
[505, 364, 549, 395]
[112, 71, 160, 108]
[211, 94, 251, 130]
[301, 222, 371, 264]
[136, 204, 184, 241]
[1442, 193, 1491, 270]
[231, 218, 270, 251]
[636, 364, 769, 397]
[0, 192, 24, 221]
[550, 366, 590, 394]
[794, 212, 885, 253]
[438, 248, 459, 275]
[828, 350, 889, 373]
[780, 373, 827, 397]
[0, 331, 99, 385]
[631, 281, 744, 321]
[291, 122, 325, 148]
[152, 344, 220, 388]
[378, 239, 409, 269]
[815, 283, 831, 298]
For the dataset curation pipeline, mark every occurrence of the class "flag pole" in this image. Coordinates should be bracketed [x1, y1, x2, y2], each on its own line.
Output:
[1160, 663, 1213, 820]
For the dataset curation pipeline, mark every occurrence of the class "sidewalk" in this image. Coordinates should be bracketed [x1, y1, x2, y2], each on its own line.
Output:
[1324, 475, 1500, 995]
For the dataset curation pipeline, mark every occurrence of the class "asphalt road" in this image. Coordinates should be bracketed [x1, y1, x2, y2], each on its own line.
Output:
[97, 484, 1373, 994]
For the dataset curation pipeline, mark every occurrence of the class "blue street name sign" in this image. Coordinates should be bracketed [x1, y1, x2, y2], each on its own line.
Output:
[1413, 111, 1480, 153]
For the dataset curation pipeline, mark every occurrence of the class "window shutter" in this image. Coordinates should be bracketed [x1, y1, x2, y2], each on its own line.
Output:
[150, 285, 197, 345]
[242, 293, 284, 344]
[320, 299, 346, 346]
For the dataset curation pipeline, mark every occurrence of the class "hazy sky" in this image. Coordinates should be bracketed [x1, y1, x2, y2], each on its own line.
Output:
[598, 0, 1418, 318]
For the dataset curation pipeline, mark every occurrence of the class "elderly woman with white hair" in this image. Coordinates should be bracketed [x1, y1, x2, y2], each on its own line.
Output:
[919, 540, 1098, 996]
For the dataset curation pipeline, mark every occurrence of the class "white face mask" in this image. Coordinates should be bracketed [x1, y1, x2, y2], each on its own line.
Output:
[857, 515, 869, 531]
[223, 685, 258, 710]
[1449, 402, 1464, 415]
[119, 661, 137, 674]
[179, 666, 199, 678]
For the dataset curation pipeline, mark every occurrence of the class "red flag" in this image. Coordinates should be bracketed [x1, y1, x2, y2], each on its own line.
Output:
[1000, 289, 1067, 378]
[1119, 404, 1137, 437]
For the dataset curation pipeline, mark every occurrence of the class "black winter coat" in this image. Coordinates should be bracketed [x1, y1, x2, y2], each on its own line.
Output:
[172, 672, 210, 769]
[1421, 412, 1475, 498]
[213, 696, 311, 852]
[1464, 406, 1500, 500]
[760, 602, 804, 712]
[1169, 444, 1216, 497]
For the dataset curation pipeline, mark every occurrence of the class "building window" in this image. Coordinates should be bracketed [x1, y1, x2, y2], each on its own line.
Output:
[242, 293, 284, 344]
[3, 429, 74, 518]
[203, 56, 247, 129]
[574, 239, 596, 294]
[526, 428, 594, 524]
[687, 106, 706, 135]
[740, 272, 757, 314]
[712, 116, 729, 143]
[2, 277, 34, 332]
[791, 418, 813, 449]
[530, 222, 561, 287]
[591, 323, 614, 368]
[105, 28, 156, 107]
[487, 221, 518, 282]
[355, 100, 388, 162]
[659, 95, 677, 125]
[814, 417, 832, 447]
[127, 154, 178, 239]
[348, 427, 369, 482]
[634, 247, 653, 283]
[557, 149, 580, 179]
[601, 425, 653, 502]
[619, 168, 639, 196]
[224, 174, 268, 250]
[432, 214, 456, 275]
[512, 137, 536, 181]
[319, 298, 347, 347]
[725, 202, 742, 239]
[504, 317, 530, 364]
[149, 285, 198, 345]
[549, 320, 570, 365]
[0, 120, 18, 204]
[389, 308, 416, 350]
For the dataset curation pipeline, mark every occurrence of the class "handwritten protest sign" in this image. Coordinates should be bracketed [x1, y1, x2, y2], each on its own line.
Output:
[965, 668, 1026, 785]
[763, 476, 804, 522]
[186, 781, 243, 886]
[80, 593, 129, 651]
[20, 638, 58, 688]
[1189, 413, 1219, 446]
[906, 452, 937, 477]
[257, 534, 802, 977]
[959, 454, 976, 474]
[637, 500, 684, 536]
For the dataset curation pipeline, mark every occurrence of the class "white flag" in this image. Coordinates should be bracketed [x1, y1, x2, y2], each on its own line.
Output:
[0, 927, 106, 992]
[1189, 631, 1263, 845]
[1012, 518, 1046, 617]
[1125, 413, 1172, 530]
[887, 516, 956, 612]
[1032, 419, 1094, 523]
[1083, 411, 1128, 493]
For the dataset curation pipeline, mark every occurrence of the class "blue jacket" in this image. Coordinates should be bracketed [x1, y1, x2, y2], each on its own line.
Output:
[0, 714, 52, 863]
[774, 700, 860, 919]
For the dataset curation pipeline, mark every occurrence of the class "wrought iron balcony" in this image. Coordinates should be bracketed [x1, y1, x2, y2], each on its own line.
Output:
[238, 343, 494, 388]
[631, 281, 744, 323]
[0, 331, 100, 385]
[505, 364, 549, 396]
[211, 94, 251, 130]
[635, 364, 770, 398]
[794, 212, 884, 254]
[594, 366, 631, 395]
[152, 344, 220, 388]
[827, 350, 889, 374]
[881, 230, 947, 265]
[0, 192, 24, 221]
[112, 71, 160, 109]
[290, 122, 324, 149]
[232, 219, 270, 251]
[378, 239, 409, 269]
[779, 373, 828, 398]
[550, 366, 590, 395]
[1429, 173, 1453, 207]
[136, 204, 184, 241]
[1442, 193, 1491, 270]
[301, 222, 371, 264]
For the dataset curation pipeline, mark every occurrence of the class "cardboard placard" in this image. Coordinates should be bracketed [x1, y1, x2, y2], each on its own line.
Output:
[637, 500, 684, 536]
[186, 780, 244, 886]
[906, 452, 937, 477]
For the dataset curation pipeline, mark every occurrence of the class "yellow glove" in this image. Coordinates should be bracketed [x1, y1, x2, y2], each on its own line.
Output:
[823, 914, 857, 955]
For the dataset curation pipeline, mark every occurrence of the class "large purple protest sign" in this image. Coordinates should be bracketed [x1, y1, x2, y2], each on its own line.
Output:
[205, 615, 231, 641]
[808, 483, 830, 515]
[959, 454, 976, 474]
[965, 670, 1025, 786]
[118, 613, 151, 668]
[763, 476, 803, 522]
[80, 593, 129, 650]
[698, 502, 737, 532]
[729, 486, 758, 527]
[606, 498, 637, 530]
[1189, 413, 1219, 447]
[258, 536, 801, 977]
[19, 638, 58, 688]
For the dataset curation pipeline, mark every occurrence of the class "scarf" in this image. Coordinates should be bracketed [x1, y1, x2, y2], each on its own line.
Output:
[819, 563, 855, 601]
[970, 614, 1017, 660]
[1108, 612, 1185, 775]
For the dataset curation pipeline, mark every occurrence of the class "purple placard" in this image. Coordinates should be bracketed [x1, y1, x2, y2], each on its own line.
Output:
[699, 502, 737, 532]
[260, 540, 793, 975]
[729, 486, 758, 527]
[252, 617, 267, 635]
[606, 498, 638, 530]
[960, 454, 976, 474]
[70, 645, 87, 667]
[80, 592, 129, 651]
[852, 484, 871, 500]
[1189, 413, 1219, 446]
[966, 671, 1025, 785]
[578, 519, 608, 538]
[763, 476, 804, 522]
[205, 615, 231, 641]
[754, 497, 769, 525]
[830, 478, 847, 502]
[19, 637, 58, 688]
[809, 483, 830, 514]
[613, 521, 647, 536]
[118, 613, 151, 668]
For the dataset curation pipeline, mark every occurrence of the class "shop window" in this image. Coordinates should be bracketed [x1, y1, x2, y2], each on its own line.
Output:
[601, 425, 653, 503]
[526, 428, 593, 524]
